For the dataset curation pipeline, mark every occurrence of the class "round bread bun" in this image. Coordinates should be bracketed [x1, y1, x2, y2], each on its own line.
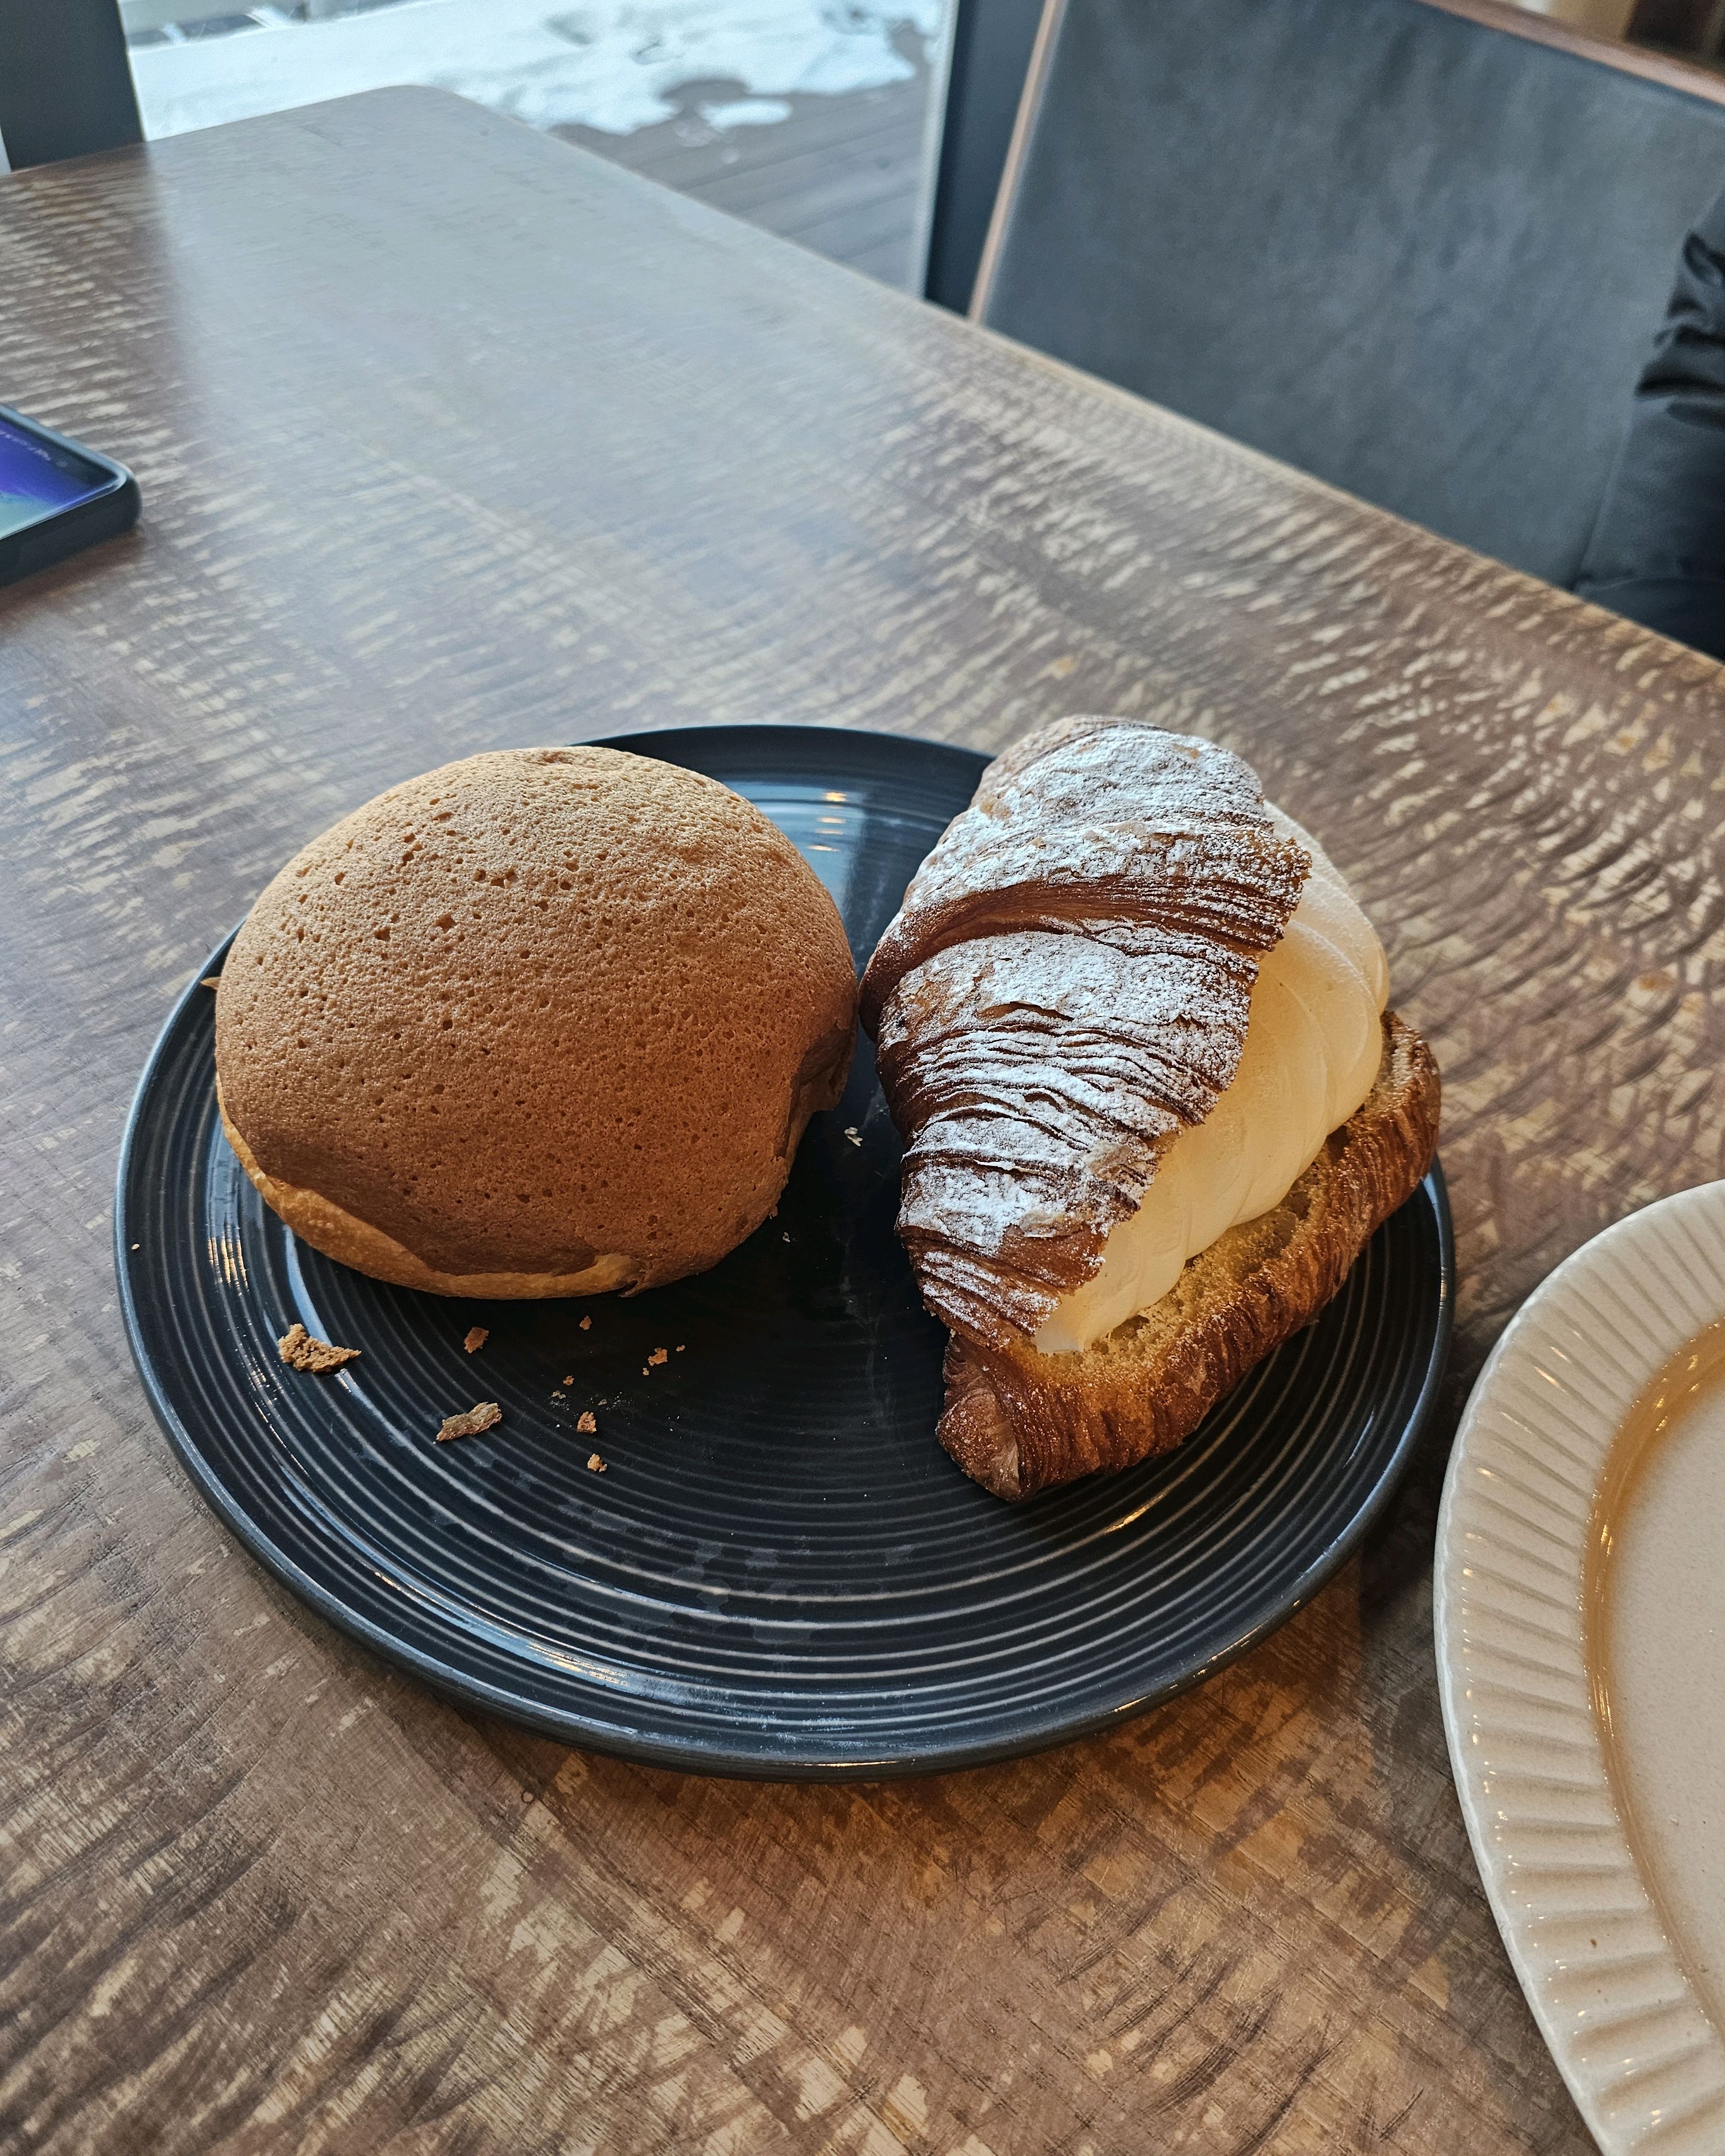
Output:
[215, 746, 856, 1298]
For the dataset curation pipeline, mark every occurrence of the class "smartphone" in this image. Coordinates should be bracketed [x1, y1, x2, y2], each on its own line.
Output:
[0, 403, 140, 587]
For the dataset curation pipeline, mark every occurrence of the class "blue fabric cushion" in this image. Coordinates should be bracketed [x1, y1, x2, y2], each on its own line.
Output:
[980, 0, 1725, 588]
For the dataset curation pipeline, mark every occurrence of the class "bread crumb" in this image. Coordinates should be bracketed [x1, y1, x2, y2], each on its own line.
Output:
[586, 1452, 607, 1473]
[436, 1401, 501, 1443]
[562, 1375, 576, 1387]
[201, 976, 223, 991]
[843, 1126, 861, 1145]
[278, 1322, 361, 1374]
[577, 1410, 597, 1434]
[675, 1344, 685, 1353]
[579, 1315, 592, 1331]
[647, 1346, 668, 1367]
[463, 1326, 489, 1354]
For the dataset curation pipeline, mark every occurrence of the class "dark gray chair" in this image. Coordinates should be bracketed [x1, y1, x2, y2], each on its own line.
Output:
[972, 0, 1725, 586]
[0, 0, 141, 170]
[922, 0, 1047, 313]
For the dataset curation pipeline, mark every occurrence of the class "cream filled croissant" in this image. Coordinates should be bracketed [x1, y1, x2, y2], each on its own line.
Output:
[860, 716, 1439, 1499]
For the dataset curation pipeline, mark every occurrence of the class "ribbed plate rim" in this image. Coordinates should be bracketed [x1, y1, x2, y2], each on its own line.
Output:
[1435, 1180, 1725, 2154]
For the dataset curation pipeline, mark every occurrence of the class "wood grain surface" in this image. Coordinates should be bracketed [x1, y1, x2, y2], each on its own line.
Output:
[4, 86, 1720, 2155]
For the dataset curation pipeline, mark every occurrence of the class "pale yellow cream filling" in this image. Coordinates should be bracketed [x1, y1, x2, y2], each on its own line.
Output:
[1033, 810, 1389, 1354]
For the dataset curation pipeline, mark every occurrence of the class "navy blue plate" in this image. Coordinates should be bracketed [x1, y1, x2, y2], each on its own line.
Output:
[116, 724, 1452, 1779]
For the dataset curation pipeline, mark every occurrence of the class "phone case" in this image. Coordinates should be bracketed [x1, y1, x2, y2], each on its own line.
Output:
[0, 404, 141, 588]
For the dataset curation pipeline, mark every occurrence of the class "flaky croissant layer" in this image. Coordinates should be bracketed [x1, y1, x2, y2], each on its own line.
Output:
[863, 718, 1309, 1352]
[862, 715, 1440, 1498]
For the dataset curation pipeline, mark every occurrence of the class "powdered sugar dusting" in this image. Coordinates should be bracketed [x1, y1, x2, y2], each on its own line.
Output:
[867, 720, 1308, 1349]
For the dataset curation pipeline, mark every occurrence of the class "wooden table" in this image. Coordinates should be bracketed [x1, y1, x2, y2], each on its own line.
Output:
[3, 86, 1715, 2155]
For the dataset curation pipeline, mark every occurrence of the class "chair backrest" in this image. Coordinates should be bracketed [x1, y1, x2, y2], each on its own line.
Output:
[0, 0, 141, 170]
[922, 0, 1048, 312]
[974, 0, 1725, 585]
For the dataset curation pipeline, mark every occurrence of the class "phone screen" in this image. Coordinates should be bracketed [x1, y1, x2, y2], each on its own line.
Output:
[0, 411, 115, 539]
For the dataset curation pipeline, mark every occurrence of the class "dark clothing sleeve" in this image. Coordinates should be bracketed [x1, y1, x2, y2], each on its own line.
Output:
[1574, 187, 1725, 658]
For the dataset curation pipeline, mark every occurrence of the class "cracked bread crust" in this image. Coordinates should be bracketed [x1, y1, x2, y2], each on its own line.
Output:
[936, 1011, 1440, 1498]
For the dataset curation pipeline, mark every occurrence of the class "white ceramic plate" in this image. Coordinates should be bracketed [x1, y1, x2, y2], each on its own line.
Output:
[1436, 1182, 1725, 2154]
